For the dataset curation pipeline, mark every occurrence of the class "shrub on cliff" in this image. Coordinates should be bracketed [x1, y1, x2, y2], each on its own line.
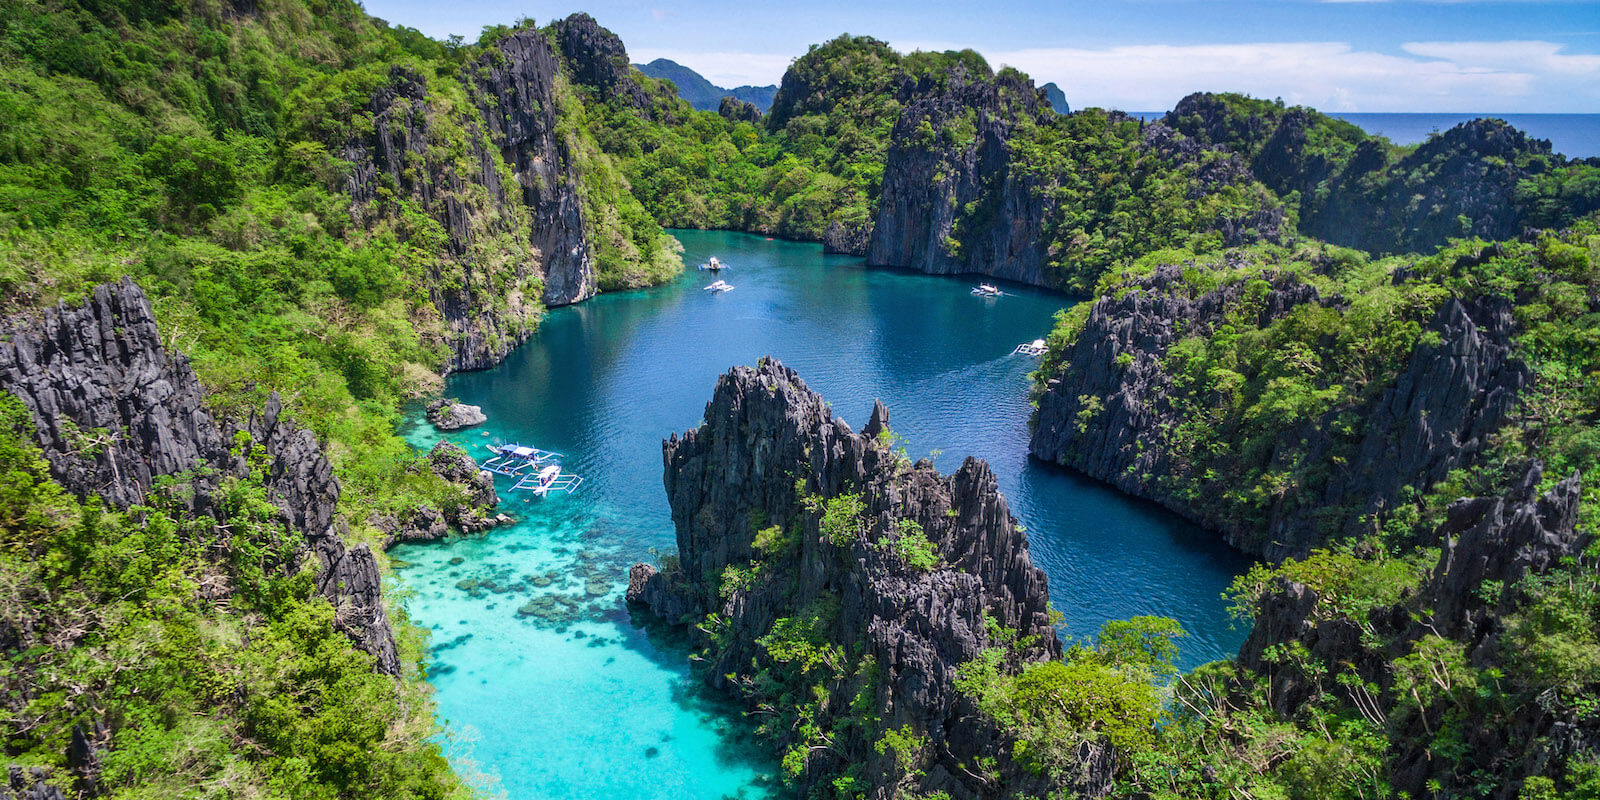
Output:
[1164, 92, 1600, 254]
[958, 616, 1181, 779]
[0, 394, 465, 798]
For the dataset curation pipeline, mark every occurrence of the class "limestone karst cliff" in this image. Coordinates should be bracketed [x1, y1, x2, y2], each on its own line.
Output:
[866, 66, 1055, 284]
[0, 279, 401, 674]
[1030, 261, 1527, 559]
[342, 64, 546, 371]
[340, 14, 689, 372]
[1164, 92, 1600, 254]
[1237, 463, 1592, 798]
[629, 359, 1108, 799]
[866, 75, 1286, 291]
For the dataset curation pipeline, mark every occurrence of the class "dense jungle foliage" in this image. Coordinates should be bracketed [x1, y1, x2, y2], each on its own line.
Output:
[1165, 92, 1600, 253]
[0, 1, 664, 797]
[5, 0, 1600, 797]
[1021, 223, 1600, 797]
[0, 390, 471, 798]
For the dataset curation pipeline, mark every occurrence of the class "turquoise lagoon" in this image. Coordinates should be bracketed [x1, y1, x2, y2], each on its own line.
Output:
[392, 229, 1253, 799]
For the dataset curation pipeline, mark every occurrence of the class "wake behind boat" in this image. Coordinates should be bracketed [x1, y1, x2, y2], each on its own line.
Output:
[704, 279, 734, 293]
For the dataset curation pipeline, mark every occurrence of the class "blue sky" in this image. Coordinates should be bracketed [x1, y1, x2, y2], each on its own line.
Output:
[361, 0, 1600, 112]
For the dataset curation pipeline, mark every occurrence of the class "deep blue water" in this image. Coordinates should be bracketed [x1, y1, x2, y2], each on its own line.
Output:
[1131, 111, 1600, 158]
[392, 230, 1252, 800]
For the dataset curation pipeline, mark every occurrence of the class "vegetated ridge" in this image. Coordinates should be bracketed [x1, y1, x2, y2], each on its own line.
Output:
[3, 1, 1599, 798]
[634, 57, 778, 112]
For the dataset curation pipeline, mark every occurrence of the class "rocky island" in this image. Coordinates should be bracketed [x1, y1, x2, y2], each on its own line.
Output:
[0, 0, 1597, 797]
[630, 359, 1095, 798]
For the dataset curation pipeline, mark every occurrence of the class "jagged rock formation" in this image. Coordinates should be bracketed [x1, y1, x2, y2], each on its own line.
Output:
[0, 278, 230, 508]
[1238, 463, 1592, 798]
[1304, 118, 1553, 252]
[0, 279, 401, 674]
[717, 95, 761, 124]
[868, 79, 1285, 289]
[1425, 464, 1585, 643]
[631, 359, 1100, 799]
[464, 30, 596, 310]
[338, 14, 696, 370]
[342, 12, 697, 369]
[343, 65, 544, 371]
[67, 719, 107, 796]
[1164, 93, 1599, 254]
[0, 767, 65, 800]
[867, 67, 1054, 281]
[552, 14, 651, 113]
[1030, 264, 1526, 559]
[373, 441, 508, 547]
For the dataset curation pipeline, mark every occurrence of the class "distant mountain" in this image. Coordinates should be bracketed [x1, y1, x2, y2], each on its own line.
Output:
[1041, 81, 1071, 114]
[636, 58, 778, 112]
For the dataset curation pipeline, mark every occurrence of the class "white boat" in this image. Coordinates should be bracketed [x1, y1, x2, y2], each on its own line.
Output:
[698, 256, 727, 271]
[971, 283, 1002, 297]
[512, 463, 584, 496]
[1012, 338, 1048, 356]
[480, 442, 562, 476]
[703, 279, 734, 293]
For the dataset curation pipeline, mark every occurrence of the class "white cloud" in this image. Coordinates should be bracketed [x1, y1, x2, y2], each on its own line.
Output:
[975, 40, 1598, 112]
[1403, 40, 1600, 75]
[631, 39, 1600, 112]
[630, 48, 796, 88]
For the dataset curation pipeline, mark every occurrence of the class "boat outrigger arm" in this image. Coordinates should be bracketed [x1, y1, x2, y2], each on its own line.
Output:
[1012, 338, 1048, 356]
[480, 443, 563, 476]
[512, 464, 584, 496]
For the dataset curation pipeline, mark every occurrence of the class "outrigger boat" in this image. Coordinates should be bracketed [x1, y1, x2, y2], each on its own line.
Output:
[1012, 338, 1048, 356]
[971, 283, 1002, 297]
[480, 442, 562, 476]
[512, 464, 584, 497]
[698, 256, 728, 271]
[703, 279, 734, 293]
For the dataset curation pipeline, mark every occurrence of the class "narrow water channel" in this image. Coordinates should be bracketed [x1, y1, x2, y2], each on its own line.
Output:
[392, 229, 1253, 799]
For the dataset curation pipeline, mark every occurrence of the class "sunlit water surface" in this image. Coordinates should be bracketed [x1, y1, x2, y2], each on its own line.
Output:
[392, 230, 1253, 800]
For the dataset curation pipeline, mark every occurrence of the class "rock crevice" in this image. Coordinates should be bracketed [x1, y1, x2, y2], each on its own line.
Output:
[0, 280, 401, 674]
[1030, 264, 1527, 559]
[1238, 463, 1591, 798]
[632, 359, 1096, 798]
